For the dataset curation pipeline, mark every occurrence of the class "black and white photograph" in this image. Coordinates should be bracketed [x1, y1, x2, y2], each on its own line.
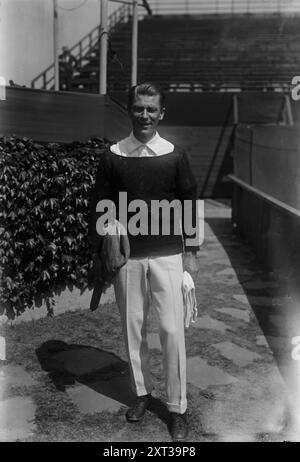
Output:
[1, 0, 300, 446]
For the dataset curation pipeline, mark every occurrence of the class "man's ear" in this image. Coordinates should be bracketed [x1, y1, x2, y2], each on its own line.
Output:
[159, 106, 166, 120]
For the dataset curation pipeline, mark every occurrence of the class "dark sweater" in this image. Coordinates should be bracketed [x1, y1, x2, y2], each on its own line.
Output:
[88, 146, 200, 258]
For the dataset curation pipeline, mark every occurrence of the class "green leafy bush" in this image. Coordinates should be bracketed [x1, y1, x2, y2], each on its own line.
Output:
[0, 135, 110, 319]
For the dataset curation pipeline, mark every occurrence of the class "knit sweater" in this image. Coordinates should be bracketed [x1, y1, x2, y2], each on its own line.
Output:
[88, 146, 200, 258]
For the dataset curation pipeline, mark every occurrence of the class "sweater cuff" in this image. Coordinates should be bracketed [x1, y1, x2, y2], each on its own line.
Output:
[184, 244, 201, 253]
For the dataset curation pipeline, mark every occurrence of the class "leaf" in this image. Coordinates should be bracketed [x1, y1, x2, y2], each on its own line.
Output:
[65, 236, 73, 246]
[41, 270, 50, 281]
[8, 211, 16, 220]
[49, 198, 58, 209]
[48, 242, 57, 253]
[66, 214, 75, 223]
[5, 276, 13, 290]
[27, 238, 35, 248]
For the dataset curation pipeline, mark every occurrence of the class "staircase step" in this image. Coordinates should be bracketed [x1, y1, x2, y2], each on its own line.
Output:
[33, 14, 300, 93]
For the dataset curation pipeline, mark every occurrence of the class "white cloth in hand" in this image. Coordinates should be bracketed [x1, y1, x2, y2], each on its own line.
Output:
[182, 271, 198, 328]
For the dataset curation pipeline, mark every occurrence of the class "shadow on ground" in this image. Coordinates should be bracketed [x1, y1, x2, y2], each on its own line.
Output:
[35, 340, 170, 427]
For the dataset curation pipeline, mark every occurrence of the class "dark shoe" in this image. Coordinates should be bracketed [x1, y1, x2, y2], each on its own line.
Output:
[170, 412, 189, 441]
[126, 394, 151, 422]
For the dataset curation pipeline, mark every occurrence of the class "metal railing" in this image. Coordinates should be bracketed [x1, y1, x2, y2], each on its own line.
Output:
[31, 2, 136, 90]
[148, 0, 300, 15]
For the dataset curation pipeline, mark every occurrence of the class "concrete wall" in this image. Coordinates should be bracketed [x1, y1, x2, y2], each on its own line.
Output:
[0, 86, 130, 143]
[0, 86, 105, 142]
[112, 91, 287, 126]
[0, 0, 119, 87]
[232, 182, 300, 296]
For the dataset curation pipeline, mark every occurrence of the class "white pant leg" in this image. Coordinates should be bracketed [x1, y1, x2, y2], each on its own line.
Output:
[148, 253, 187, 414]
[114, 257, 153, 396]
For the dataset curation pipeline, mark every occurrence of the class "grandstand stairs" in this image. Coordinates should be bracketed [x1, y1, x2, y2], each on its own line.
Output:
[71, 14, 300, 93]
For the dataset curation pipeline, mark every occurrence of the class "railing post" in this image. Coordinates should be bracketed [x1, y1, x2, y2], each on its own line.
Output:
[233, 94, 239, 125]
[53, 0, 59, 91]
[43, 73, 47, 90]
[99, 0, 108, 95]
[131, 0, 138, 86]
[285, 94, 294, 126]
[249, 128, 253, 186]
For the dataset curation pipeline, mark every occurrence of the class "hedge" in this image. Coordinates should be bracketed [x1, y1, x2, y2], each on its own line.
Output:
[0, 135, 110, 319]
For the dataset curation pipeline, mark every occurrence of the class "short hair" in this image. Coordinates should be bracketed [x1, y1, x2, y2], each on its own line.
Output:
[127, 82, 165, 110]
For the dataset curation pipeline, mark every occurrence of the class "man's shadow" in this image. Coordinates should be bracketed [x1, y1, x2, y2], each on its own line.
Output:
[35, 340, 170, 426]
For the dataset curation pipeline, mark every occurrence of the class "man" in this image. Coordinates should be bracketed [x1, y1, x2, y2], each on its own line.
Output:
[59, 46, 78, 91]
[107, 48, 124, 91]
[89, 82, 200, 441]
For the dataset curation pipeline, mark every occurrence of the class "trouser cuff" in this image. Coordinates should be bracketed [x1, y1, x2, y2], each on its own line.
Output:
[135, 386, 154, 397]
[167, 400, 187, 414]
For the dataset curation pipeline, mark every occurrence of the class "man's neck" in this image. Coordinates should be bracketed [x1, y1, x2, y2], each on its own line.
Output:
[132, 131, 157, 144]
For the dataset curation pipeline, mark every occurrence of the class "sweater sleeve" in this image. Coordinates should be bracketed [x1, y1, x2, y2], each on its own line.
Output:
[88, 150, 113, 254]
[175, 149, 201, 252]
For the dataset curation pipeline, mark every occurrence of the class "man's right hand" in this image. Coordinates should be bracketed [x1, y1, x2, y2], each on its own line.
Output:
[88, 252, 102, 285]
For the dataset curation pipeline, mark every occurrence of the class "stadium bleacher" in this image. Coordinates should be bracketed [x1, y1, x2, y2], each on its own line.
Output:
[70, 14, 300, 93]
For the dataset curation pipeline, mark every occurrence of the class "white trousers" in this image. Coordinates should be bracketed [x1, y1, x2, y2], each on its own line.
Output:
[114, 253, 187, 414]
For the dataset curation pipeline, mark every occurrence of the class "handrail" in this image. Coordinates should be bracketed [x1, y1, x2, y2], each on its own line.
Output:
[31, 1, 143, 90]
[147, 0, 300, 15]
[229, 174, 300, 218]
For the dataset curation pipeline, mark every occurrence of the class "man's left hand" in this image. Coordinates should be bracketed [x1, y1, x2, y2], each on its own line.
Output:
[183, 251, 201, 275]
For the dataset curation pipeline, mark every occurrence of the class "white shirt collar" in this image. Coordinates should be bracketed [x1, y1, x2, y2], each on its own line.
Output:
[110, 131, 174, 156]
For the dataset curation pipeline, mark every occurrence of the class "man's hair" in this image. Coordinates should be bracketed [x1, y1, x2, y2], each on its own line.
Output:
[127, 82, 165, 110]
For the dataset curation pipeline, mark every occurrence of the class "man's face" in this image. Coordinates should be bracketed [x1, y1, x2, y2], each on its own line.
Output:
[129, 93, 165, 142]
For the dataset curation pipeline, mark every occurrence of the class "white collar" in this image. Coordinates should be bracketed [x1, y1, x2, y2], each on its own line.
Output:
[110, 131, 174, 156]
